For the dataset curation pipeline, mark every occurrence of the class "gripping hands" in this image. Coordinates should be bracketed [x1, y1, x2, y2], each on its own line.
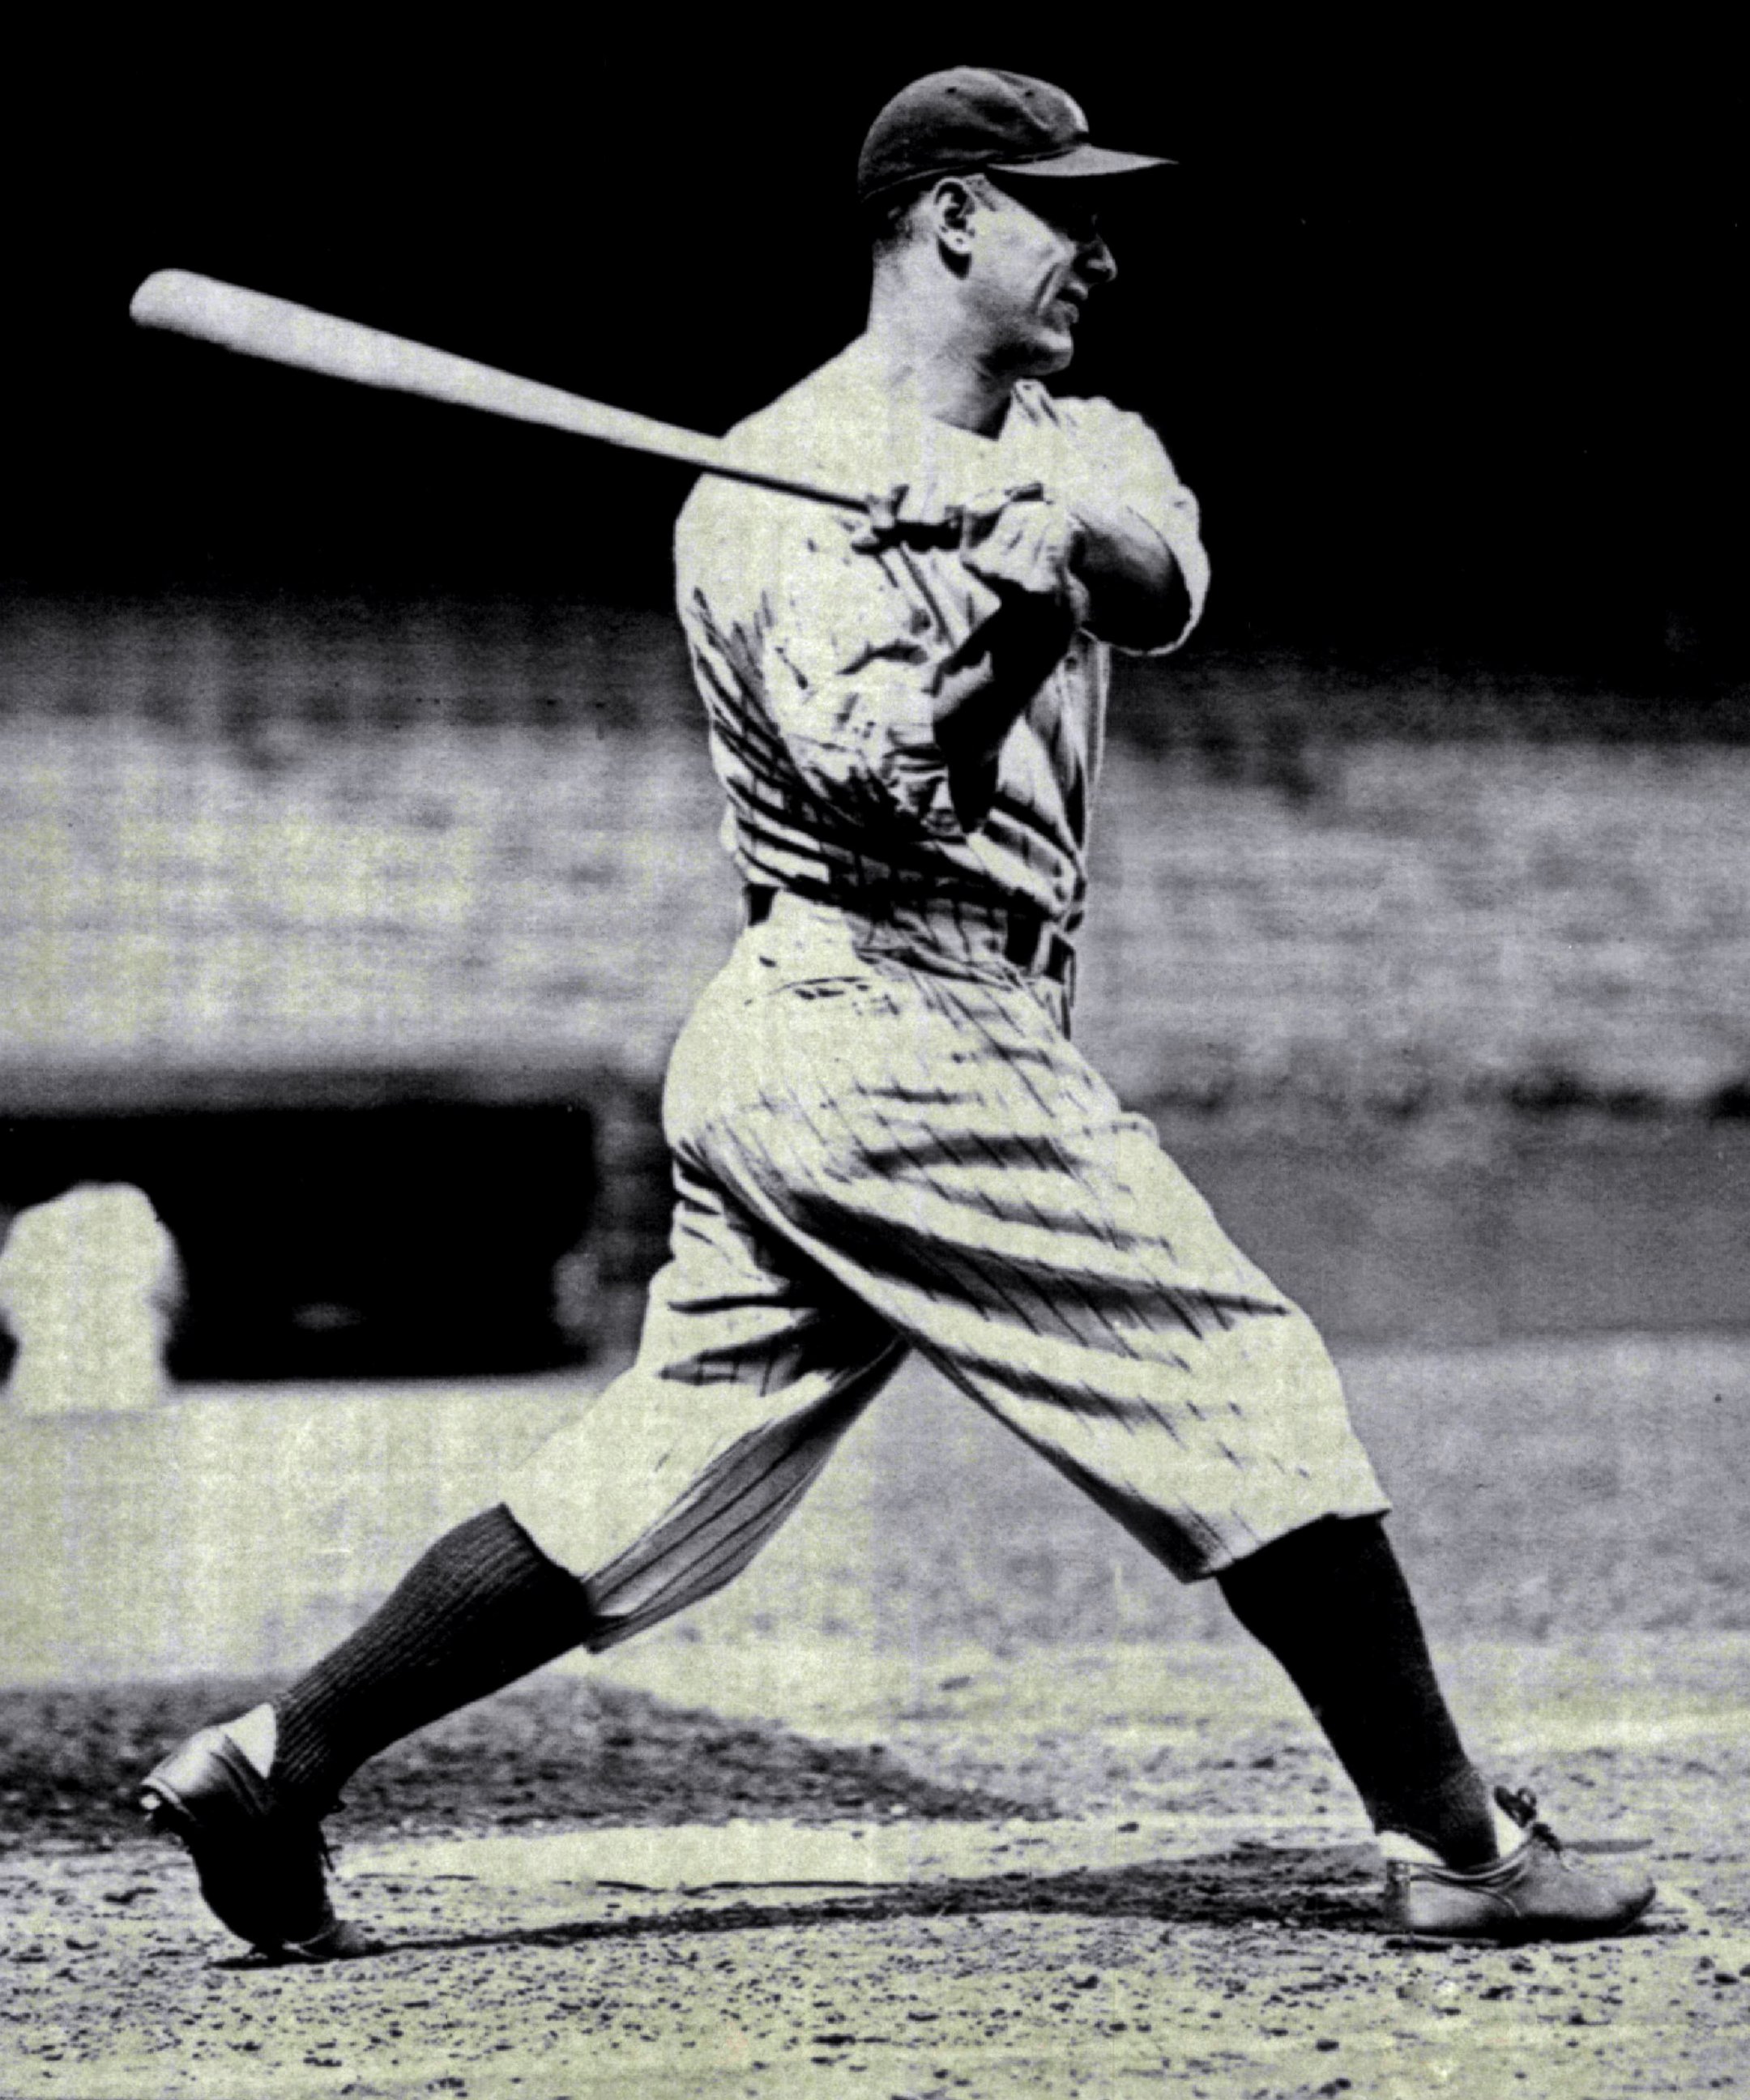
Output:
[854, 480, 1092, 628]
[850, 478, 1093, 782]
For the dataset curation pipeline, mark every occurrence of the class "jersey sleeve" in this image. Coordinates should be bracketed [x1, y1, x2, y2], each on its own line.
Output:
[1046, 393, 1211, 656]
[676, 478, 975, 845]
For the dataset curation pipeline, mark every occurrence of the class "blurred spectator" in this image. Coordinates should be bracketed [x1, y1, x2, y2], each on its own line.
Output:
[0, 1184, 182, 1413]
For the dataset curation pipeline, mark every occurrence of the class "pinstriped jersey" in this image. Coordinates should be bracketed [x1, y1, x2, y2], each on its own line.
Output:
[673, 342, 1209, 932]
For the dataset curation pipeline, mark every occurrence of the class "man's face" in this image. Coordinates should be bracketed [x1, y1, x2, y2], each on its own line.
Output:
[963, 177, 1118, 378]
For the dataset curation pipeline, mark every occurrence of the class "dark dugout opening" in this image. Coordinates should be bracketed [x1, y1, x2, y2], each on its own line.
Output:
[0, 1095, 597, 1381]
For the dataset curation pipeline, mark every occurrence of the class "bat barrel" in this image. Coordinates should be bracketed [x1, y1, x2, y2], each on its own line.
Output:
[128, 271, 864, 510]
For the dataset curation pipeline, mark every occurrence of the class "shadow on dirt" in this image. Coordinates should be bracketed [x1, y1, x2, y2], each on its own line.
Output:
[216, 1844, 1386, 1970]
[0, 1676, 1043, 1850]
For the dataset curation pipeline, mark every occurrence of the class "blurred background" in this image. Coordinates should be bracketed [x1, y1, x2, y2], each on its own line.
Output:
[2, 27, 1746, 1387]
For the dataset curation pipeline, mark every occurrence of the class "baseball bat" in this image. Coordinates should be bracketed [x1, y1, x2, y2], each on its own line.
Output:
[128, 270, 864, 511]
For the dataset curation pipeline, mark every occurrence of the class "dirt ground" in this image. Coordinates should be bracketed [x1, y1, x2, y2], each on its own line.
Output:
[5, 1336, 1750, 2097]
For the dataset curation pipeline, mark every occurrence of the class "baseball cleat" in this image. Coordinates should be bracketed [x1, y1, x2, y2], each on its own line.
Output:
[139, 1722, 377, 1961]
[1383, 1784, 1655, 1944]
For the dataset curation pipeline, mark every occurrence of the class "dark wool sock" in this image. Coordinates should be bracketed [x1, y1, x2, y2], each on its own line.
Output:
[268, 1505, 596, 1813]
[1217, 1515, 1499, 1868]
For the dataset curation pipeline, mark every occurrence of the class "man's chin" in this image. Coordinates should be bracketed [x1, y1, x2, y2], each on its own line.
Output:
[1020, 335, 1077, 380]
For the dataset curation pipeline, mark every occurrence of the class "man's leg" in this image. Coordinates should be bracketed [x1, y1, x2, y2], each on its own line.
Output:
[225, 1505, 596, 1816]
[139, 1503, 592, 1959]
[676, 943, 1652, 1939]
[1216, 1514, 1498, 1864]
[143, 1167, 907, 1959]
[1217, 1516, 1658, 1938]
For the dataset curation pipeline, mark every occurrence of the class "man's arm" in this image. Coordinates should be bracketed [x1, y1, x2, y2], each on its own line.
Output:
[680, 457, 1190, 847]
[684, 484, 1005, 849]
[1054, 397, 1210, 655]
[848, 483, 1090, 817]
[1065, 484, 1195, 651]
[928, 495, 1085, 780]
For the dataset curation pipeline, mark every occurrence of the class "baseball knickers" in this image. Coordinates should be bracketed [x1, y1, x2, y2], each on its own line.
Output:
[506, 891, 1389, 1644]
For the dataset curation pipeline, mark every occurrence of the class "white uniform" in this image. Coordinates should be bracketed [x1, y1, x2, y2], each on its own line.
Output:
[506, 345, 1387, 1640]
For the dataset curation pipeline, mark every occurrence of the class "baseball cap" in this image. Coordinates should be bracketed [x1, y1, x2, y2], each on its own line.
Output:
[856, 66, 1171, 206]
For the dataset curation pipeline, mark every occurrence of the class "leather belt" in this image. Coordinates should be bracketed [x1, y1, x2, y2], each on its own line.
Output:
[742, 885, 1075, 987]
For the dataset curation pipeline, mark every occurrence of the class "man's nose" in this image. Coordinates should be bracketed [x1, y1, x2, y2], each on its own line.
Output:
[1082, 231, 1116, 284]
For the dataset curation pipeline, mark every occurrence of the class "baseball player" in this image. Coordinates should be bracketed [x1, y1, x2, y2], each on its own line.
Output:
[142, 67, 1654, 1957]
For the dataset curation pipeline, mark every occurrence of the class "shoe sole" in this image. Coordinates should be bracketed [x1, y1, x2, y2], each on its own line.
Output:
[1389, 1885, 1658, 1947]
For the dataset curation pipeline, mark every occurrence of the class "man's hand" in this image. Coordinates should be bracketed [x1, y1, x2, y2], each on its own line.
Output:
[852, 475, 1025, 552]
[845, 482, 1090, 802]
[959, 487, 1089, 624]
[851, 476, 969, 552]
[856, 480, 1090, 623]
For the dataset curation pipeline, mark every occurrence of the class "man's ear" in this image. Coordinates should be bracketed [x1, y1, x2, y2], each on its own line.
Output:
[928, 176, 981, 256]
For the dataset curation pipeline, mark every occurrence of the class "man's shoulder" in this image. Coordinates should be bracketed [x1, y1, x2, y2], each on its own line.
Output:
[1011, 380, 1159, 450]
[1006, 381, 1185, 499]
[677, 352, 869, 538]
[725, 352, 864, 450]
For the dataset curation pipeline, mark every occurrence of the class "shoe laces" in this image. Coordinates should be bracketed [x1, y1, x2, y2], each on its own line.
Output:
[1495, 1784, 1563, 1856]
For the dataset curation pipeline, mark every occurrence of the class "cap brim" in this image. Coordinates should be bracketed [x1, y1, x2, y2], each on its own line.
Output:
[987, 143, 1172, 181]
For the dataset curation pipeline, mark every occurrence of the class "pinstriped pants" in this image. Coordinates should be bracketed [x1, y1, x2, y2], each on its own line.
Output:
[505, 892, 1388, 1647]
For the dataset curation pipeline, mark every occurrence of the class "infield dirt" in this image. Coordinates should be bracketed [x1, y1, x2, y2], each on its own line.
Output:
[5, 1335, 1748, 2095]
